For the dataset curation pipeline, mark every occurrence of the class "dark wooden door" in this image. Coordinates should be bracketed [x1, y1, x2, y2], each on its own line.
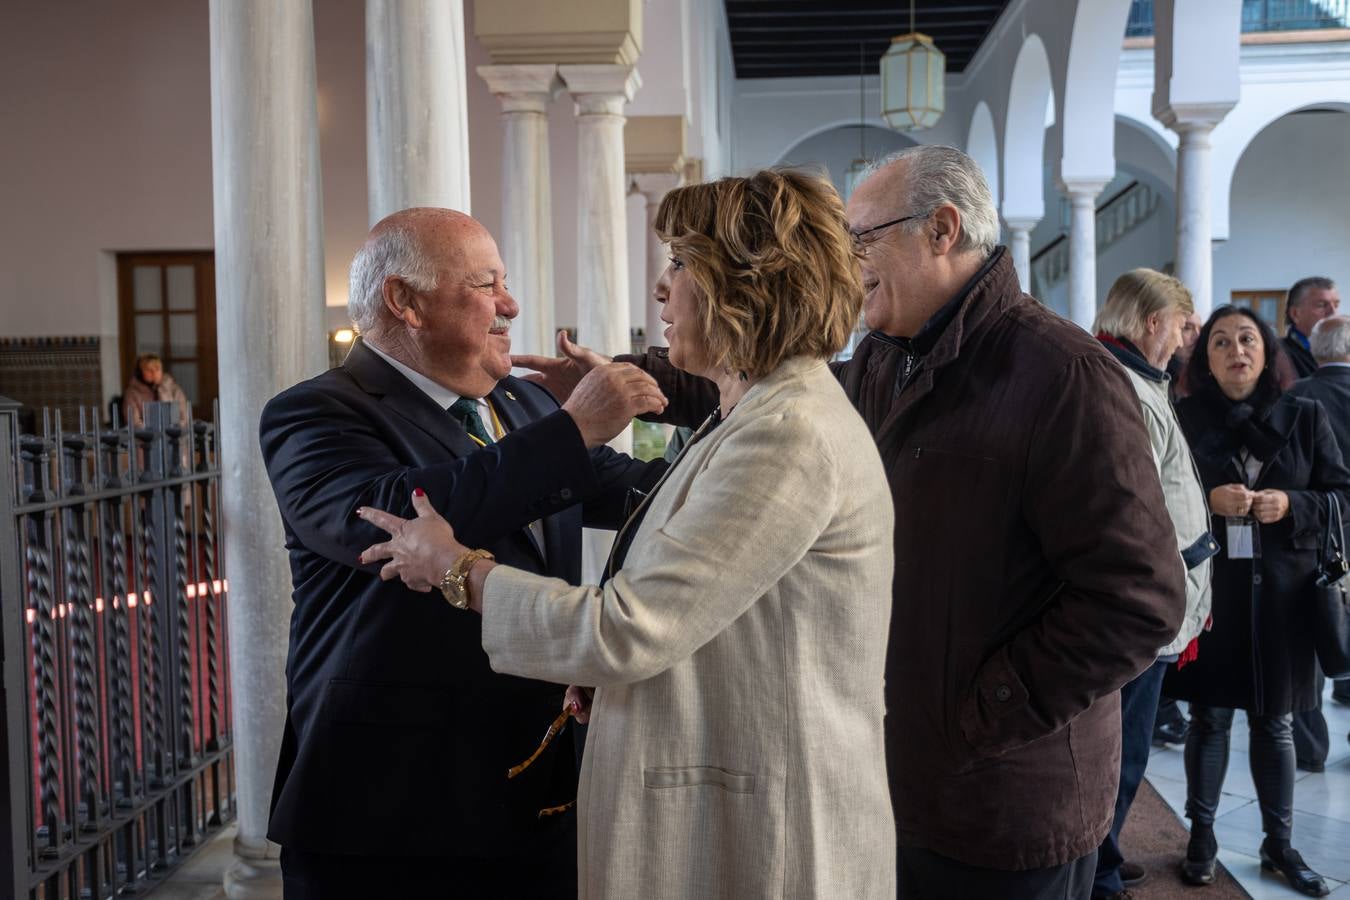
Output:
[116, 252, 217, 421]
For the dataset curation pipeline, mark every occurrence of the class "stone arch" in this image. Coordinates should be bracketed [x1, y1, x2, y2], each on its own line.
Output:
[773, 119, 920, 168]
[1002, 34, 1055, 222]
[1059, 0, 1134, 184]
[1212, 103, 1350, 312]
[1113, 113, 1176, 198]
[775, 123, 917, 195]
[1212, 99, 1350, 239]
[966, 101, 1000, 208]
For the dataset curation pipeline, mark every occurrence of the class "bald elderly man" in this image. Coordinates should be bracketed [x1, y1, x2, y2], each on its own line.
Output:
[259, 208, 668, 898]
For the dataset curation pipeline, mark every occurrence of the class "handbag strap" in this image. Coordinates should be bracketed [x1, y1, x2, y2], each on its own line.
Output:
[1325, 492, 1345, 561]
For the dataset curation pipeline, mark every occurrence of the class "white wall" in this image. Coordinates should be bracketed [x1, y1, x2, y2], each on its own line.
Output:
[0, 0, 737, 403]
[1212, 109, 1350, 309]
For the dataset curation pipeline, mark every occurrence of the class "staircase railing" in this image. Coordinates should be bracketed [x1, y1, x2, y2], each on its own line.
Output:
[1030, 180, 1160, 294]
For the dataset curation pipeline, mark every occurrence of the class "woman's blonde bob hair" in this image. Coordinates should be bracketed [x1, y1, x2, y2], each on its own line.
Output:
[1093, 268, 1194, 342]
[653, 169, 863, 379]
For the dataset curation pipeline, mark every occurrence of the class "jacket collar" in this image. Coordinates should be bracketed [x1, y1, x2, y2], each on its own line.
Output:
[732, 356, 829, 418]
[1098, 334, 1168, 383]
[867, 247, 1018, 456]
[916, 245, 1010, 374]
[343, 337, 481, 457]
[1313, 364, 1350, 380]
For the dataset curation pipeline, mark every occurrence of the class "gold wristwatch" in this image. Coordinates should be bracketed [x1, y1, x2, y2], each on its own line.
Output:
[438, 549, 495, 609]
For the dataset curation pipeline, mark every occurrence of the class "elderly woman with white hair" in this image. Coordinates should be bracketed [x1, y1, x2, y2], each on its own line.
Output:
[1091, 268, 1218, 898]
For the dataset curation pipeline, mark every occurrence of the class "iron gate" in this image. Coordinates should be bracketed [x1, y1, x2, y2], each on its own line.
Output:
[0, 397, 235, 898]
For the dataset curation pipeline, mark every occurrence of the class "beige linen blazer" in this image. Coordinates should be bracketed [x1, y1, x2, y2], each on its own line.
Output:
[481, 357, 896, 900]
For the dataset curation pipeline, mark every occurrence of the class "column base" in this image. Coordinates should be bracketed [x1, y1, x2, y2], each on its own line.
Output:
[224, 835, 283, 899]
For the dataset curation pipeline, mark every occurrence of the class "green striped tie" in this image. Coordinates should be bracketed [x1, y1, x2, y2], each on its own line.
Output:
[449, 398, 492, 445]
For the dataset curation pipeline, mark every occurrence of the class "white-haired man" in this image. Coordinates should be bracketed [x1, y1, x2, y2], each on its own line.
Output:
[1289, 314, 1350, 770]
[260, 207, 668, 898]
[519, 147, 1185, 899]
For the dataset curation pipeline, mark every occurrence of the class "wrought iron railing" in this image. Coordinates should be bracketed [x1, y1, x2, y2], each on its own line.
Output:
[0, 397, 234, 899]
[1029, 180, 1159, 296]
[1128, 0, 1350, 38]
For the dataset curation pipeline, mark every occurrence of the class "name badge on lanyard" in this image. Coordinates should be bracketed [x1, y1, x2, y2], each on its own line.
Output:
[1225, 516, 1258, 559]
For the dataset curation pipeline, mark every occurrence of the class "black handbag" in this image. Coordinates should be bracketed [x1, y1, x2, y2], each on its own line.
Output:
[1312, 492, 1350, 678]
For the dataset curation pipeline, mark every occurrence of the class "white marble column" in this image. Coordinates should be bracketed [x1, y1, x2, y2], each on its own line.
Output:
[1004, 216, 1039, 292]
[209, 2, 327, 897]
[479, 65, 560, 357]
[562, 65, 640, 581]
[560, 64, 641, 362]
[366, 0, 471, 222]
[631, 173, 682, 349]
[1173, 123, 1217, 319]
[1060, 179, 1107, 330]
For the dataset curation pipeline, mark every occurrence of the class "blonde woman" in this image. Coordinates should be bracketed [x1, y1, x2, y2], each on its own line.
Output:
[359, 170, 896, 899]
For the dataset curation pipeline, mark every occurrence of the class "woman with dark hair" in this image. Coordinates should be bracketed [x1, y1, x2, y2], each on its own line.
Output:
[1167, 305, 1349, 897]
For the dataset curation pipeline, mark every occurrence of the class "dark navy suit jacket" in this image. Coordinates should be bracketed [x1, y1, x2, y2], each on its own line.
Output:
[1289, 365, 1350, 459]
[259, 338, 662, 858]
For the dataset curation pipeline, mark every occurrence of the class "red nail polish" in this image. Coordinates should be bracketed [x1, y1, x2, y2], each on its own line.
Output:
[413, 487, 426, 497]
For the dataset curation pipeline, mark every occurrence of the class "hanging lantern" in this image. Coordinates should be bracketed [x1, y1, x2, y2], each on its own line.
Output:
[880, 1, 945, 131]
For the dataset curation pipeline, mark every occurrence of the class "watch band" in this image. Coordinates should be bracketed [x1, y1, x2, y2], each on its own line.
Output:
[439, 548, 495, 609]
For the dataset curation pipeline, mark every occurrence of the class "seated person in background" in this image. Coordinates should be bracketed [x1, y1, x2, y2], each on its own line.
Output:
[122, 352, 191, 428]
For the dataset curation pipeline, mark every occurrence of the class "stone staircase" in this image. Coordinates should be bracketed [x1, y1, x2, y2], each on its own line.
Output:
[1030, 180, 1160, 295]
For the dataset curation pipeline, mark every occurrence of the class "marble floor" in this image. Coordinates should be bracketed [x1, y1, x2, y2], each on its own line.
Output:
[1146, 682, 1350, 899]
[141, 823, 232, 900]
[146, 686, 1350, 900]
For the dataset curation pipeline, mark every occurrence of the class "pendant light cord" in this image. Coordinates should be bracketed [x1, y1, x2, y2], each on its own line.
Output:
[858, 42, 865, 158]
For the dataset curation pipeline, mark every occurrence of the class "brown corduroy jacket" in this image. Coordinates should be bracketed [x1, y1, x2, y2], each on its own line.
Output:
[621, 247, 1185, 870]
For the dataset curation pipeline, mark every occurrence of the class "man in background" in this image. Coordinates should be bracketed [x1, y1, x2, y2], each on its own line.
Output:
[1288, 314, 1350, 770]
[1283, 277, 1340, 378]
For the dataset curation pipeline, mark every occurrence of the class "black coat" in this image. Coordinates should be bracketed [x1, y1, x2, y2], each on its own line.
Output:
[259, 339, 662, 859]
[1289, 366, 1350, 457]
[1283, 333, 1319, 379]
[1166, 390, 1350, 714]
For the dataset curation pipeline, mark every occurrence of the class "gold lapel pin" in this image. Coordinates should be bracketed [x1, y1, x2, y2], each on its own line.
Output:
[505, 391, 516, 401]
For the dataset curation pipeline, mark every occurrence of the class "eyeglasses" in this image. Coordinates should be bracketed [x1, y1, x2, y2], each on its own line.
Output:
[508, 705, 579, 818]
[849, 212, 930, 254]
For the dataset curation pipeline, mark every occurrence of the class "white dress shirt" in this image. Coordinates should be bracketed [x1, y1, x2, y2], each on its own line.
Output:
[364, 339, 546, 559]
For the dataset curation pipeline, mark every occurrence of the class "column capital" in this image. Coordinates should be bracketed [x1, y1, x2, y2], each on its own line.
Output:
[477, 64, 561, 113]
[1003, 215, 1041, 233]
[473, 0, 641, 66]
[625, 115, 686, 177]
[631, 172, 682, 201]
[560, 64, 641, 105]
[1058, 178, 1110, 201]
[1154, 101, 1235, 132]
[478, 63, 561, 97]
